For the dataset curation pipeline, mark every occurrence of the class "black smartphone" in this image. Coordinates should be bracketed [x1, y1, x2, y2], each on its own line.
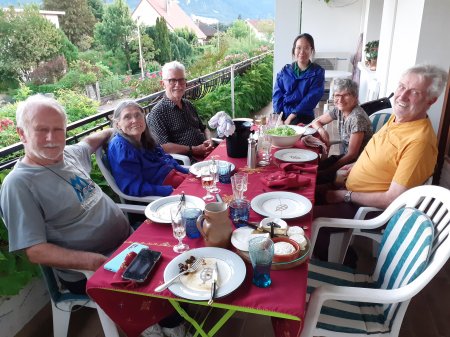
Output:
[122, 248, 162, 282]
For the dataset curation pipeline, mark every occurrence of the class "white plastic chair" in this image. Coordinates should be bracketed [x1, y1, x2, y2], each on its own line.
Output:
[369, 109, 392, 134]
[303, 185, 450, 337]
[40, 266, 120, 337]
[328, 177, 434, 263]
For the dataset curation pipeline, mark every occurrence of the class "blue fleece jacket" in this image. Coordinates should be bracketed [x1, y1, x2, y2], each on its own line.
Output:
[273, 62, 325, 120]
[107, 134, 189, 197]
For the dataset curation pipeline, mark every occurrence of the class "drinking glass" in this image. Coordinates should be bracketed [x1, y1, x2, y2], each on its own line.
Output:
[235, 172, 248, 195]
[170, 206, 189, 253]
[209, 158, 220, 193]
[248, 236, 274, 288]
[231, 174, 246, 200]
[257, 133, 272, 166]
[201, 170, 215, 201]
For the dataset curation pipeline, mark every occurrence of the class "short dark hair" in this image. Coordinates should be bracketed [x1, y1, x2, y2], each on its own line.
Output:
[291, 33, 315, 56]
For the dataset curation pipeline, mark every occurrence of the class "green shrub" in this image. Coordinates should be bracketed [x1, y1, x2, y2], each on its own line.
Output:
[12, 84, 33, 102]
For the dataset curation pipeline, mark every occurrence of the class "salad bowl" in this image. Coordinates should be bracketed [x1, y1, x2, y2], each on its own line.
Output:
[266, 125, 303, 148]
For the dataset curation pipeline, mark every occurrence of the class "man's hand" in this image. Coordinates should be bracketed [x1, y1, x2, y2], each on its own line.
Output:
[193, 140, 214, 158]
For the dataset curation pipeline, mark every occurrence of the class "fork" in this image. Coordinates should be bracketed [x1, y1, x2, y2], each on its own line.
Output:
[154, 258, 203, 292]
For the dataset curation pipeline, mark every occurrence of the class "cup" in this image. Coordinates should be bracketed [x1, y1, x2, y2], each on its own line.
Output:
[181, 208, 203, 239]
[248, 237, 274, 288]
[218, 161, 231, 184]
[231, 172, 248, 200]
[257, 134, 272, 166]
[229, 199, 250, 228]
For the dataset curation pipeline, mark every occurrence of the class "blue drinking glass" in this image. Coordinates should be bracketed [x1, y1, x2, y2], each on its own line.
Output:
[181, 208, 202, 239]
[248, 237, 274, 288]
[229, 199, 250, 228]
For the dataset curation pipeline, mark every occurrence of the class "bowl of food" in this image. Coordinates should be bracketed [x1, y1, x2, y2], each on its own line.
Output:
[266, 125, 303, 148]
[259, 217, 288, 235]
[272, 237, 301, 263]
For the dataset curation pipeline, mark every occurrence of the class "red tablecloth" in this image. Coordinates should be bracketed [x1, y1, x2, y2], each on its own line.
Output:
[87, 140, 317, 337]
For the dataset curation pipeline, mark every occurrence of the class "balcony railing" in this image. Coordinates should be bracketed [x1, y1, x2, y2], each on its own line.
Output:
[0, 52, 272, 171]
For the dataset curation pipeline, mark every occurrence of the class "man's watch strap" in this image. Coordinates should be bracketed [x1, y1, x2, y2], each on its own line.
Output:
[344, 190, 353, 203]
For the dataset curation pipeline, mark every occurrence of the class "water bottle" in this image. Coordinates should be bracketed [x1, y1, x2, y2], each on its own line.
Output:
[247, 136, 257, 169]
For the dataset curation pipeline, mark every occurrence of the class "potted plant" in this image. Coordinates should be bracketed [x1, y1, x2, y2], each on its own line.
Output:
[364, 40, 379, 71]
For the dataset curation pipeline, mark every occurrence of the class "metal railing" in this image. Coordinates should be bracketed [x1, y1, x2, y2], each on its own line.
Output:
[0, 52, 272, 170]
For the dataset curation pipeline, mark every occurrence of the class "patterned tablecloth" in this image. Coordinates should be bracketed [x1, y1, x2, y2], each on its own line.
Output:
[87, 139, 317, 337]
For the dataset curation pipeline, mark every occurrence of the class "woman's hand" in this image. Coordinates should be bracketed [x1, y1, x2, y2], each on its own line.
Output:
[284, 114, 296, 125]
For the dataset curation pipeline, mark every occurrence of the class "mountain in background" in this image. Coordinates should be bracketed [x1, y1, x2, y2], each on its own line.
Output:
[1, 0, 274, 24]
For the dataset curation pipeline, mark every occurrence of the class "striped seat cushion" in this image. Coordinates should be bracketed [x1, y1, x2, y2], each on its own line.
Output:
[370, 112, 391, 133]
[307, 207, 433, 334]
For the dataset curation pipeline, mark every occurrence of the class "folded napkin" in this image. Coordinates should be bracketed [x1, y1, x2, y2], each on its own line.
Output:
[300, 135, 327, 155]
[208, 111, 236, 137]
[110, 251, 139, 289]
[261, 171, 311, 190]
[280, 162, 317, 174]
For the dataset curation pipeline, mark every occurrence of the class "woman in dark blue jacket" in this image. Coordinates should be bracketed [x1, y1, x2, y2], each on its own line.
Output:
[108, 100, 188, 197]
[273, 33, 325, 125]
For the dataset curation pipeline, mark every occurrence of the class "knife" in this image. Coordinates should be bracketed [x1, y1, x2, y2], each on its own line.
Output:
[208, 262, 218, 305]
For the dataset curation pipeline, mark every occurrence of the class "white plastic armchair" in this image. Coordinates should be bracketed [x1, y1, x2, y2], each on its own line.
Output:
[303, 185, 450, 337]
[171, 153, 191, 166]
[95, 147, 161, 204]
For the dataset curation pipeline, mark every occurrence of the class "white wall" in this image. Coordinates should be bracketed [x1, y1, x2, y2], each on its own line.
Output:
[381, 0, 450, 132]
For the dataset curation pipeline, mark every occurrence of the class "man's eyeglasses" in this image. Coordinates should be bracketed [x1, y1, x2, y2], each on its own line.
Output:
[164, 78, 187, 85]
[333, 93, 352, 100]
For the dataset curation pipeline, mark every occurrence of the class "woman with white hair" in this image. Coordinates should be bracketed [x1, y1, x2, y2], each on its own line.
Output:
[108, 100, 188, 197]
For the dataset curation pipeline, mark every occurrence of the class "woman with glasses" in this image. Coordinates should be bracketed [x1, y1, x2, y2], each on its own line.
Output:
[273, 33, 325, 125]
[312, 78, 373, 184]
[108, 100, 189, 197]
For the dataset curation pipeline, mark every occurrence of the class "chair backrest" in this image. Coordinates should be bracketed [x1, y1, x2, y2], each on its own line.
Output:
[369, 109, 392, 133]
[360, 93, 393, 116]
[95, 147, 159, 203]
[372, 207, 434, 330]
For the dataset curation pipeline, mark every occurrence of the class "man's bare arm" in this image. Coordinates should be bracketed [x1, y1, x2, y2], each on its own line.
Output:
[82, 128, 114, 155]
[26, 243, 107, 271]
[326, 181, 408, 209]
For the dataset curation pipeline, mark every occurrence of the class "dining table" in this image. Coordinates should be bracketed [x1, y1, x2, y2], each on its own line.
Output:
[86, 137, 319, 337]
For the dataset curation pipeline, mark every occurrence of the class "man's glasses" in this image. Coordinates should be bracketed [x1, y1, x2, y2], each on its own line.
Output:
[164, 78, 187, 85]
[333, 93, 352, 100]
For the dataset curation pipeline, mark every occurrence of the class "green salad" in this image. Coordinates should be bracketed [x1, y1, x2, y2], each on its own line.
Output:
[266, 126, 297, 136]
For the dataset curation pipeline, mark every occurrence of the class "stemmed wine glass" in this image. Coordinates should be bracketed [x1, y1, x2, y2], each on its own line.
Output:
[170, 206, 189, 253]
[201, 170, 215, 201]
[209, 157, 220, 193]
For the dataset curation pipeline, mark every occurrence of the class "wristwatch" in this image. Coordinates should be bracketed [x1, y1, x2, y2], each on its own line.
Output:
[344, 190, 353, 203]
[187, 145, 193, 157]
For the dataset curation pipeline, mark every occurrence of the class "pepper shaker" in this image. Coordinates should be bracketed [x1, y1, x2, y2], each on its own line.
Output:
[247, 136, 257, 169]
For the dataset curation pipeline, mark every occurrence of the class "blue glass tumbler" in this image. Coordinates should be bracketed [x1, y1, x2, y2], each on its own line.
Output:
[229, 199, 250, 228]
[218, 162, 231, 183]
[248, 237, 274, 288]
[181, 208, 202, 239]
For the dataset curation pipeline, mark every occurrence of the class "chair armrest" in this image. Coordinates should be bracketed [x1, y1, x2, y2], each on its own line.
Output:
[67, 269, 94, 279]
[117, 203, 146, 214]
[171, 154, 191, 166]
[354, 206, 383, 220]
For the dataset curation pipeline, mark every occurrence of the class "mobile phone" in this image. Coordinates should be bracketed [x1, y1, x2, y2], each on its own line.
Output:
[122, 248, 162, 282]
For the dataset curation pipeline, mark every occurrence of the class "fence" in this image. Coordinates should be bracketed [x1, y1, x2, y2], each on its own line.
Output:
[0, 52, 272, 171]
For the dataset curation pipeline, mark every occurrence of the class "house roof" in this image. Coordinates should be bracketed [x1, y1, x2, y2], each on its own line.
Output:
[135, 0, 206, 40]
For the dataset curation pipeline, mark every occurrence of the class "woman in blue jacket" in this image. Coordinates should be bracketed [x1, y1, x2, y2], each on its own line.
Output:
[273, 33, 325, 125]
[108, 100, 189, 197]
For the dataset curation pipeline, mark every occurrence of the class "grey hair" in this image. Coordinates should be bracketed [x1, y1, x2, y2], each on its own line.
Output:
[161, 61, 185, 79]
[402, 64, 448, 98]
[16, 94, 67, 131]
[333, 78, 359, 98]
[112, 100, 156, 150]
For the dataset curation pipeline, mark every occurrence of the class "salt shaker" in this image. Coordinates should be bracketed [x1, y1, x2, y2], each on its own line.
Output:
[247, 136, 257, 169]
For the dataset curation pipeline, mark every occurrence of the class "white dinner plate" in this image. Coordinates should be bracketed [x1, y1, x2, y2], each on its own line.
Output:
[145, 195, 205, 224]
[231, 226, 270, 252]
[164, 247, 246, 301]
[273, 149, 318, 163]
[251, 192, 312, 219]
[189, 160, 235, 177]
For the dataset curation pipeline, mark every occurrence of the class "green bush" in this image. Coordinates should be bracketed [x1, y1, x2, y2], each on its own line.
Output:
[193, 54, 273, 121]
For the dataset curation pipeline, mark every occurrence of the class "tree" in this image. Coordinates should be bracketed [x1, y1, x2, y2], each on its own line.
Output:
[0, 6, 64, 84]
[94, 0, 135, 71]
[154, 17, 171, 65]
[129, 33, 157, 74]
[228, 20, 250, 39]
[87, 0, 104, 21]
[43, 0, 96, 50]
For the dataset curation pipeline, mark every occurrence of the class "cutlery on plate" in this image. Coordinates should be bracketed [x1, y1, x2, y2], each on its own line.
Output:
[242, 221, 284, 237]
[208, 262, 219, 305]
[154, 257, 203, 292]
[176, 192, 186, 214]
[215, 194, 223, 202]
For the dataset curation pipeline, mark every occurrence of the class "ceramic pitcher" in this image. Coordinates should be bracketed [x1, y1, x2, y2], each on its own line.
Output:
[196, 202, 233, 248]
